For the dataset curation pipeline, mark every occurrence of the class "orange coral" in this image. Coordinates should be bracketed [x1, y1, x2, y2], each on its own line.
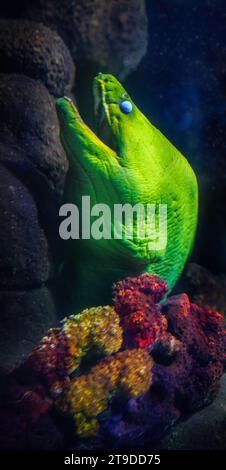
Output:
[25, 305, 123, 396]
[57, 349, 153, 436]
[63, 305, 123, 371]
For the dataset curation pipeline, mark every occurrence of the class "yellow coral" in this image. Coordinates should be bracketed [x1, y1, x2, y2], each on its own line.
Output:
[63, 306, 123, 373]
[75, 413, 99, 436]
[57, 349, 153, 436]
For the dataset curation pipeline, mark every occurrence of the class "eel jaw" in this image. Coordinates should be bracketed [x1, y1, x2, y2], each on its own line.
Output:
[93, 75, 117, 152]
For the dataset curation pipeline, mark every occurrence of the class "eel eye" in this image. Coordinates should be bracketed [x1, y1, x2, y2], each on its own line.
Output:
[119, 100, 133, 114]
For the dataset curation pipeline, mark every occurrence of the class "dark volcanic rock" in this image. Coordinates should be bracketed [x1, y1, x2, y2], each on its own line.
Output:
[0, 164, 52, 287]
[19, 0, 148, 79]
[0, 20, 75, 97]
[158, 373, 226, 450]
[0, 374, 63, 449]
[0, 74, 68, 370]
[0, 74, 68, 194]
[0, 75, 68, 288]
[0, 287, 57, 371]
[185, 263, 226, 317]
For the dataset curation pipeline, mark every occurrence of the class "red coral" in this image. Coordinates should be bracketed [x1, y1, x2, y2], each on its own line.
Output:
[159, 293, 226, 410]
[114, 273, 168, 316]
[23, 328, 72, 397]
[119, 304, 168, 350]
[113, 273, 168, 350]
[163, 294, 225, 367]
[114, 274, 226, 411]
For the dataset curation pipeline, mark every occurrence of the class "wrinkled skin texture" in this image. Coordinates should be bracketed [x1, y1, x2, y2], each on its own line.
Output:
[56, 74, 198, 309]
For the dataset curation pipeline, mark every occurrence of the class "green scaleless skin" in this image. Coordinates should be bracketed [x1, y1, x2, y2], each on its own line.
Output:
[56, 73, 198, 310]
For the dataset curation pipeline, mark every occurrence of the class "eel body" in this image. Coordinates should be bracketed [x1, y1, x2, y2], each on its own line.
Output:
[56, 73, 198, 309]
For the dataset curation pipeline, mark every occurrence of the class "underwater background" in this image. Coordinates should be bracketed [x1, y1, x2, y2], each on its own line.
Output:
[0, 0, 225, 451]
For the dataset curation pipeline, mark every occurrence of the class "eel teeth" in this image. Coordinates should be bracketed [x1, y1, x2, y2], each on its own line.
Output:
[63, 96, 73, 103]
[94, 92, 105, 128]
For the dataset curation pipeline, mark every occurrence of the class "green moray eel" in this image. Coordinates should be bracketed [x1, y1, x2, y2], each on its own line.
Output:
[56, 73, 198, 310]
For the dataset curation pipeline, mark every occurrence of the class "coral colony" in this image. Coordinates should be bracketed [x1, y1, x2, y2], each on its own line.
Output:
[0, 274, 225, 448]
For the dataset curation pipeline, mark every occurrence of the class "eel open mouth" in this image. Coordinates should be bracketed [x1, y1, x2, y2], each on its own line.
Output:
[93, 74, 117, 152]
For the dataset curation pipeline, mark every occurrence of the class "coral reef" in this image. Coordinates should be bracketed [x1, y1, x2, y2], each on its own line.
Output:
[0, 274, 225, 449]
[0, 20, 75, 96]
